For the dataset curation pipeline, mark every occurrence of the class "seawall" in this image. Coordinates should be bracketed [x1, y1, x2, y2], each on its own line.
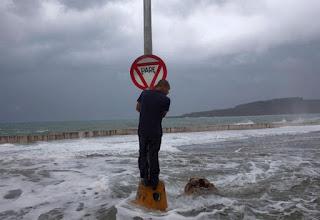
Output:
[0, 123, 281, 144]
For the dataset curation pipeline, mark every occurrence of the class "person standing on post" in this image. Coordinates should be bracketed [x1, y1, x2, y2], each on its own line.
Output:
[136, 79, 171, 189]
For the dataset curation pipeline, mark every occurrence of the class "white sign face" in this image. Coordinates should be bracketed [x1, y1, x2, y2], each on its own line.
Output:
[130, 55, 167, 90]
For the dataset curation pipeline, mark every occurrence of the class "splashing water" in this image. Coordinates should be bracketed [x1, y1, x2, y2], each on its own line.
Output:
[0, 125, 320, 219]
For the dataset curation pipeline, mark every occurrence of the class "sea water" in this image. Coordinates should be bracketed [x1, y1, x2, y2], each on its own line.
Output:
[0, 123, 320, 219]
[1, 113, 320, 136]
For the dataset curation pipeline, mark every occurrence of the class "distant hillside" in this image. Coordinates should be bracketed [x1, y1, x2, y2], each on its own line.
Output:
[180, 97, 320, 117]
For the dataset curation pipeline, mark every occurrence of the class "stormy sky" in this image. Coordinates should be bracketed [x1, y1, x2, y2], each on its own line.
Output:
[1, 0, 320, 122]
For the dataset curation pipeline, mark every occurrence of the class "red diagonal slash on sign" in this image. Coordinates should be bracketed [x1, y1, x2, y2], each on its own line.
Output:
[134, 66, 149, 88]
[150, 64, 162, 88]
[130, 54, 167, 90]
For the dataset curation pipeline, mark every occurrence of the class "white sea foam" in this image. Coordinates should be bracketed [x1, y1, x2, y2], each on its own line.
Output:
[162, 124, 320, 151]
[2, 125, 320, 156]
[1, 124, 320, 219]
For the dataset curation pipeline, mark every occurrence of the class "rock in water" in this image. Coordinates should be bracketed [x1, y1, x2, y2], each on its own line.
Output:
[3, 189, 22, 199]
[184, 177, 218, 195]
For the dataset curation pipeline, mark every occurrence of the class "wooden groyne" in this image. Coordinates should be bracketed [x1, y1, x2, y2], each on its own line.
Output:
[0, 123, 282, 144]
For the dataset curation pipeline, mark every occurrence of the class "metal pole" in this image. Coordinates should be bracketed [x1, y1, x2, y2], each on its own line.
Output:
[144, 0, 152, 55]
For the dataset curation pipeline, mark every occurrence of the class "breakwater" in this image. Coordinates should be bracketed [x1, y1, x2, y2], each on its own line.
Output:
[0, 123, 281, 144]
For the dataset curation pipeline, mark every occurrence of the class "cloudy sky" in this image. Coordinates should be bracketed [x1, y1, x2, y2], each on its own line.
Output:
[1, 0, 320, 122]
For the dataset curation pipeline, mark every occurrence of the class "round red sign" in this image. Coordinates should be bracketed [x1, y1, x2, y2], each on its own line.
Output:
[130, 54, 167, 90]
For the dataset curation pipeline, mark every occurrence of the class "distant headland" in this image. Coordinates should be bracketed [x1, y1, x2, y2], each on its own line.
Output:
[178, 97, 320, 118]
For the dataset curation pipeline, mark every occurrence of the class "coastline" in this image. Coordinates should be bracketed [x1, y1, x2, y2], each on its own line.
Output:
[0, 123, 284, 144]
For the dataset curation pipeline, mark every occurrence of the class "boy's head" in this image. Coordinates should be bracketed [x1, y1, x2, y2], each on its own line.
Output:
[154, 79, 170, 95]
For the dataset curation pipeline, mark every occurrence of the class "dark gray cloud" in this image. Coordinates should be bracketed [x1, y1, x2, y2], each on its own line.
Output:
[10, 0, 42, 16]
[0, 0, 320, 122]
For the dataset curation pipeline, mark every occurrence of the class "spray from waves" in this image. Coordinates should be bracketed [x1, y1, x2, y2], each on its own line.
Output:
[233, 120, 255, 125]
[273, 119, 287, 124]
[36, 129, 49, 133]
[289, 116, 320, 124]
[3, 124, 320, 155]
[290, 117, 305, 124]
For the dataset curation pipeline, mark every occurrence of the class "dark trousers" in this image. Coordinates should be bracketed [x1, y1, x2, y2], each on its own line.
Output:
[138, 136, 161, 185]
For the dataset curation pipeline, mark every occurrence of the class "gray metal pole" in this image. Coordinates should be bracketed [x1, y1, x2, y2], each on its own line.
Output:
[144, 0, 152, 55]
